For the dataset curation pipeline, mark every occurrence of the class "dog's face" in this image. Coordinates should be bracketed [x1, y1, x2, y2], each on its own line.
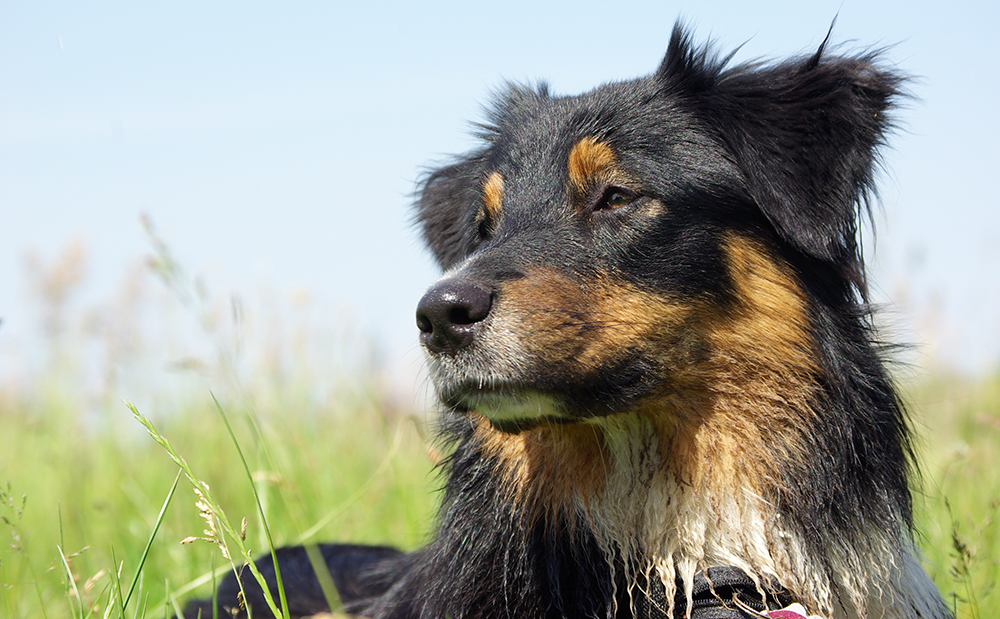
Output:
[416, 84, 762, 431]
[415, 30, 897, 433]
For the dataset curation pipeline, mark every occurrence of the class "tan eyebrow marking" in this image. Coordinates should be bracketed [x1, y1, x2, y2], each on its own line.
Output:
[478, 171, 505, 230]
[567, 136, 616, 193]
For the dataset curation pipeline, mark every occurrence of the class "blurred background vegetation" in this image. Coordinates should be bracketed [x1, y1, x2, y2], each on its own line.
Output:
[1, 238, 998, 618]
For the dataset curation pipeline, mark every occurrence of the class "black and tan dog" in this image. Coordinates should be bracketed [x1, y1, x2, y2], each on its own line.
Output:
[187, 24, 950, 619]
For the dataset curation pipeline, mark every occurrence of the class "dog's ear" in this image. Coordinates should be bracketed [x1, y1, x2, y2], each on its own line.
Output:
[414, 156, 484, 270]
[658, 25, 903, 265]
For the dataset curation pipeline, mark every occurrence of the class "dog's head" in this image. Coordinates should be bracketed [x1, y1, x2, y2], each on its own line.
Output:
[414, 25, 900, 433]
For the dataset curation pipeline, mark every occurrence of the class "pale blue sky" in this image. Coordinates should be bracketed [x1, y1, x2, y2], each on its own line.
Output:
[2, 1, 999, 385]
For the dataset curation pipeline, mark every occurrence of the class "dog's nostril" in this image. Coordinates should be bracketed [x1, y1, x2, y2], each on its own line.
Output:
[448, 307, 473, 325]
[448, 300, 491, 326]
[416, 278, 493, 355]
[416, 311, 434, 334]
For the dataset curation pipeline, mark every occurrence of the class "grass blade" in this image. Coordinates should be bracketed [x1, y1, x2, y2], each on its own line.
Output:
[210, 392, 290, 619]
[110, 547, 125, 618]
[57, 545, 85, 619]
[124, 470, 182, 610]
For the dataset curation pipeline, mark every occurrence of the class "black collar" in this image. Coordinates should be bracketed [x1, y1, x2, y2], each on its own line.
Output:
[625, 566, 796, 619]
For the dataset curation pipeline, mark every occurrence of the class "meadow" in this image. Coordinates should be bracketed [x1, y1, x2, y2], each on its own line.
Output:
[1, 240, 998, 618]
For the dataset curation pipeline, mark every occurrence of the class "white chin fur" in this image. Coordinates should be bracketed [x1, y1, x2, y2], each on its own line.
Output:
[464, 390, 562, 422]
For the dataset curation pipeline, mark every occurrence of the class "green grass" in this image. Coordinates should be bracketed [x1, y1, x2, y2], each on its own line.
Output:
[1, 237, 998, 617]
[0, 378, 437, 618]
[908, 370, 1000, 617]
[2, 368, 998, 618]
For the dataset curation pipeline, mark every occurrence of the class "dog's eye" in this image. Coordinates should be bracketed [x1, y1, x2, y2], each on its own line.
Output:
[595, 187, 639, 211]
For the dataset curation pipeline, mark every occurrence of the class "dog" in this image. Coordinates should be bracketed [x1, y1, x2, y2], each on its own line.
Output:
[186, 23, 951, 619]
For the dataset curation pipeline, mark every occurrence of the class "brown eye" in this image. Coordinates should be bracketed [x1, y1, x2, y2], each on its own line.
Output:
[595, 186, 639, 211]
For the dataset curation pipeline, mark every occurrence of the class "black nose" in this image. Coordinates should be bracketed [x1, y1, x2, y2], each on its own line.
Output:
[416, 278, 493, 355]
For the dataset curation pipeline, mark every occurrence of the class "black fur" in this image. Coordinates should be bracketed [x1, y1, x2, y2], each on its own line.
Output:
[186, 23, 949, 619]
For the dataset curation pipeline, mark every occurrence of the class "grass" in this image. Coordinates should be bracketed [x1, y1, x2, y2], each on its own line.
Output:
[4, 372, 998, 618]
[0, 374, 436, 618]
[1, 239, 998, 617]
[908, 370, 1000, 617]
[0, 236, 437, 618]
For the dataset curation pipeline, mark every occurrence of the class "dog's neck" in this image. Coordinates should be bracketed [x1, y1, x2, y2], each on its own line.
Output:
[471, 393, 807, 610]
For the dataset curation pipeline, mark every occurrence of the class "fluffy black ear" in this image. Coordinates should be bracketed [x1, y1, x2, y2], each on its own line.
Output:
[414, 156, 484, 270]
[659, 25, 904, 271]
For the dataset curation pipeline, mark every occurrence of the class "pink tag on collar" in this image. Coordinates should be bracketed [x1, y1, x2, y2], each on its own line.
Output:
[765, 603, 820, 618]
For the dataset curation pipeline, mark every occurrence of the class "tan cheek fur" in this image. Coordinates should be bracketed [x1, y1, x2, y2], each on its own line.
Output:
[691, 234, 819, 492]
[500, 271, 696, 374]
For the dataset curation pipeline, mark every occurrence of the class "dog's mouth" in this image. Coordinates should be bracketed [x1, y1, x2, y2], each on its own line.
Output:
[440, 382, 572, 433]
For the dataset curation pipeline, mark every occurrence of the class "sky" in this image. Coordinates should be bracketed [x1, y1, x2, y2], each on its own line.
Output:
[2, 1, 999, 394]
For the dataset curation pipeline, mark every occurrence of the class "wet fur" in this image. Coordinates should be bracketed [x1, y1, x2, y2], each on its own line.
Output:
[186, 23, 950, 619]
